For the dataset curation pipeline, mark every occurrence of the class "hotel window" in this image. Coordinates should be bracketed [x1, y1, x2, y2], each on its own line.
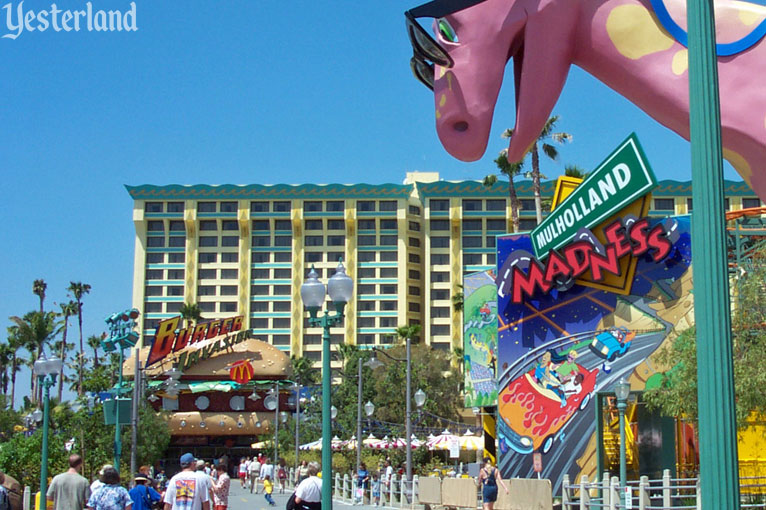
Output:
[199, 236, 218, 247]
[304, 351, 321, 361]
[221, 252, 238, 263]
[252, 236, 270, 247]
[486, 199, 506, 211]
[462, 219, 482, 230]
[326, 200, 344, 212]
[273, 269, 291, 278]
[431, 253, 449, 265]
[358, 252, 375, 262]
[199, 269, 216, 279]
[431, 237, 449, 248]
[408, 302, 421, 312]
[167, 286, 184, 296]
[305, 235, 324, 246]
[251, 318, 268, 328]
[409, 205, 421, 215]
[220, 286, 237, 296]
[486, 236, 497, 248]
[358, 284, 375, 295]
[380, 268, 398, 278]
[198, 202, 216, 213]
[431, 271, 450, 282]
[146, 270, 163, 280]
[357, 201, 375, 212]
[462, 199, 482, 211]
[304, 201, 322, 212]
[430, 219, 449, 231]
[251, 285, 269, 295]
[221, 302, 237, 313]
[408, 269, 421, 279]
[431, 325, 450, 335]
[273, 285, 291, 295]
[409, 237, 421, 248]
[743, 198, 761, 208]
[431, 307, 450, 318]
[147, 220, 164, 231]
[274, 252, 292, 262]
[327, 235, 345, 246]
[358, 235, 376, 246]
[357, 301, 375, 311]
[198, 286, 216, 296]
[380, 235, 397, 246]
[220, 202, 237, 213]
[252, 269, 270, 279]
[252, 220, 269, 231]
[306, 220, 323, 231]
[486, 253, 496, 265]
[167, 236, 184, 247]
[380, 200, 397, 211]
[463, 254, 482, 265]
[379, 317, 397, 327]
[654, 198, 675, 210]
[166, 302, 182, 313]
[358, 317, 375, 327]
[251, 201, 269, 213]
[144, 302, 162, 313]
[380, 300, 397, 311]
[409, 221, 421, 232]
[168, 253, 185, 263]
[686, 198, 693, 211]
[519, 219, 537, 230]
[305, 252, 322, 263]
[725, 198, 730, 210]
[200, 220, 217, 231]
[146, 253, 164, 264]
[409, 253, 421, 263]
[358, 268, 376, 278]
[274, 219, 291, 230]
[169, 220, 185, 232]
[167, 202, 184, 213]
[273, 201, 290, 212]
[220, 269, 238, 279]
[273, 302, 290, 311]
[145, 202, 163, 213]
[380, 219, 397, 230]
[273, 335, 290, 346]
[167, 269, 184, 280]
[358, 219, 376, 230]
[431, 289, 449, 300]
[519, 199, 535, 211]
[274, 236, 292, 247]
[430, 199, 449, 211]
[408, 286, 421, 296]
[144, 318, 161, 330]
[252, 253, 270, 263]
[251, 302, 268, 312]
[147, 237, 165, 248]
[222, 220, 238, 231]
[327, 219, 344, 230]
[486, 219, 506, 231]
[145, 286, 162, 297]
[199, 253, 217, 263]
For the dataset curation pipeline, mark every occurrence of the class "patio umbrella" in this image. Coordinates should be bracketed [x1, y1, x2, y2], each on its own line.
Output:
[331, 435, 345, 451]
[345, 435, 358, 450]
[363, 434, 380, 447]
[458, 430, 484, 451]
[427, 429, 459, 451]
[299, 439, 321, 451]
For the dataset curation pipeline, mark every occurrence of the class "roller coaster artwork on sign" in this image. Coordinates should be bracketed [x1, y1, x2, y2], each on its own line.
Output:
[495, 213, 693, 489]
[463, 270, 498, 407]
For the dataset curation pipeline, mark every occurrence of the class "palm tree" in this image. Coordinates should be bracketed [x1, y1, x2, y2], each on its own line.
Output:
[484, 151, 523, 232]
[86, 334, 103, 369]
[565, 164, 587, 179]
[68, 281, 91, 396]
[502, 115, 572, 223]
[57, 301, 78, 401]
[10, 311, 59, 403]
[0, 343, 12, 398]
[5, 329, 24, 408]
[179, 302, 202, 329]
[290, 355, 319, 386]
[395, 324, 421, 344]
[33, 279, 47, 313]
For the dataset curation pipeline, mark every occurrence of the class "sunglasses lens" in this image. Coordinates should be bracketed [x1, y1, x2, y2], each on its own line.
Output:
[410, 57, 434, 90]
[406, 16, 453, 67]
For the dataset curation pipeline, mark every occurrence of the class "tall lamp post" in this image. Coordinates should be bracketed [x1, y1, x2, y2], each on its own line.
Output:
[264, 385, 280, 465]
[293, 382, 301, 473]
[300, 261, 353, 510]
[614, 378, 631, 505]
[34, 352, 63, 510]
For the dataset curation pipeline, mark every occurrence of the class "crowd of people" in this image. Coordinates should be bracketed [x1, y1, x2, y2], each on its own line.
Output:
[235, 454, 289, 504]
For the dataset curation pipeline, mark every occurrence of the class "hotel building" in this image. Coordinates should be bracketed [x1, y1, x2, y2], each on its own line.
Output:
[127, 173, 762, 366]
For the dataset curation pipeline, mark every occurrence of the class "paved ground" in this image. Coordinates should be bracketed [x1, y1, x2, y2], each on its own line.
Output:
[226, 481, 368, 510]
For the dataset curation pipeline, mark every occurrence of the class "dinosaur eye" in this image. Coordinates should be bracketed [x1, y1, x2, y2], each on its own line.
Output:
[437, 18, 458, 43]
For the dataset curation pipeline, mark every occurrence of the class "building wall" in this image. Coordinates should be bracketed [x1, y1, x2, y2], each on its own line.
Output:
[127, 176, 763, 367]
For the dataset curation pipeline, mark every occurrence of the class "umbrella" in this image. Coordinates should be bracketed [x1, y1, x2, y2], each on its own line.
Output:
[458, 430, 484, 451]
[299, 439, 321, 451]
[345, 435, 358, 450]
[331, 436, 345, 451]
[363, 434, 380, 447]
[370, 435, 396, 449]
[427, 429, 459, 451]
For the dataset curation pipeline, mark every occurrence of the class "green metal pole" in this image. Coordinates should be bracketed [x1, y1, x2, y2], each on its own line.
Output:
[686, 0, 740, 507]
[114, 347, 124, 469]
[39, 376, 51, 510]
[321, 312, 333, 510]
[618, 401, 627, 506]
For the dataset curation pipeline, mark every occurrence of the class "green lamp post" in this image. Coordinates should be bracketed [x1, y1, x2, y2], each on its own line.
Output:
[34, 352, 63, 510]
[614, 378, 631, 505]
[300, 261, 353, 510]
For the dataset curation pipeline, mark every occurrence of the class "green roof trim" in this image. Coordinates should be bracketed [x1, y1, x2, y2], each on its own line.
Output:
[126, 183, 414, 200]
[651, 179, 757, 197]
[416, 179, 556, 199]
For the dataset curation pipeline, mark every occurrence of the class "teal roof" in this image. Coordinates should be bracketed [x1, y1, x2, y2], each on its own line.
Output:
[126, 183, 413, 200]
[651, 179, 757, 197]
[416, 179, 555, 199]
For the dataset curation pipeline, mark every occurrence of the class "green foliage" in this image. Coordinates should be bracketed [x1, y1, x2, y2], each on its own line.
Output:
[644, 249, 766, 426]
[0, 428, 69, 488]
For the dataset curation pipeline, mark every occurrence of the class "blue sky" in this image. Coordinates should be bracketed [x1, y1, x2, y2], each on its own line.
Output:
[0, 0, 743, 403]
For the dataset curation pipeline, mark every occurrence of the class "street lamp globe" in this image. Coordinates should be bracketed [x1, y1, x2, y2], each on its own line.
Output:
[300, 267, 327, 309]
[364, 355, 384, 370]
[414, 389, 426, 408]
[46, 357, 63, 377]
[330, 405, 338, 420]
[264, 394, 278, 411]
[33, 353, 51, 377]
[280, 411, 289, 423]
[328, 260, 354, 304]
[615, 377, 631, 402]
[364, 401, 375, 417]
[31, 409, 43, 422]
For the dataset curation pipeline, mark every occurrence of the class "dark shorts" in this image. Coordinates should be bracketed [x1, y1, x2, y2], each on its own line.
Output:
[482, 485, 498, 503]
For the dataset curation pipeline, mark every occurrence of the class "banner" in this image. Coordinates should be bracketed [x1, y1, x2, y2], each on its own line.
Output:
[463, 270, 498, 407]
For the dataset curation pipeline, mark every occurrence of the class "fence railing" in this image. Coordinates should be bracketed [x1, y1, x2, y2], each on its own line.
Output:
[562, 469, 766, 509]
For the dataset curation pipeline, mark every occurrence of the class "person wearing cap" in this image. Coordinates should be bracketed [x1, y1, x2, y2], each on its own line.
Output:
[129, 473, 161, 510]
[163, 453, 210, 510]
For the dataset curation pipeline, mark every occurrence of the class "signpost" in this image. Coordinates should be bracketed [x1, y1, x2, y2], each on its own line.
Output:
[531, 134, 656, 258]
[533, 453, 542, 479]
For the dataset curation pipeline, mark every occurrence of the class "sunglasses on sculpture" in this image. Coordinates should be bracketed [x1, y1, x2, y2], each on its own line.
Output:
[405, 0, 487, 89]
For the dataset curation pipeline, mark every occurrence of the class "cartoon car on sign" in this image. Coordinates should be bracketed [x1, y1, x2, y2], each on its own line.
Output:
[498, 358, 598, 455]
[589, 327, 635, 361]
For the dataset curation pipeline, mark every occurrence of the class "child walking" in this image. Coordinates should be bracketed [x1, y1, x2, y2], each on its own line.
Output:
[263, 475, 276, 506]
[371, 472, 381, 506]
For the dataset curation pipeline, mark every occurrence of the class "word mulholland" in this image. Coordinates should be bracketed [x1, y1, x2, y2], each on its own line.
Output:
[2, 1, 137, 39]
[499, 217, 673, 304]
[146, 315, 244, 366]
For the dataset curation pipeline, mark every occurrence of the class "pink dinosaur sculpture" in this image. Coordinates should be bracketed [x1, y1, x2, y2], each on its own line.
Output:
[413, 0, 766, 200]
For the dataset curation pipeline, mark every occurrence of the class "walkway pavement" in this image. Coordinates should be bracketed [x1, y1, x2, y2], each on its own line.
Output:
[226, 481, 371, 510]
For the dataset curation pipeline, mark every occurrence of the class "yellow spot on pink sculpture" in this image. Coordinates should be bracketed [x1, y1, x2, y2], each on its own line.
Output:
[672, 49, 688, 75]
[439, 94, 447, 108]
[736, 1, 763, 26]
[723, 148, 752, 185]
[606, 4, 674, 59]
[436, 110, 442, 119]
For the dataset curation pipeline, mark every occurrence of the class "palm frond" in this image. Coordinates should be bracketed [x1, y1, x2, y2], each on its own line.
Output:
[542, 143, 559, 161]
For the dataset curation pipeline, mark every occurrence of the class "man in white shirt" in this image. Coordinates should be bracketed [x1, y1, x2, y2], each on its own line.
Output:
[383, 460, 394, 493]
[164, 453, 210, 510]
[247, 457, 261, 494]
[294, 462, 321, 510]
